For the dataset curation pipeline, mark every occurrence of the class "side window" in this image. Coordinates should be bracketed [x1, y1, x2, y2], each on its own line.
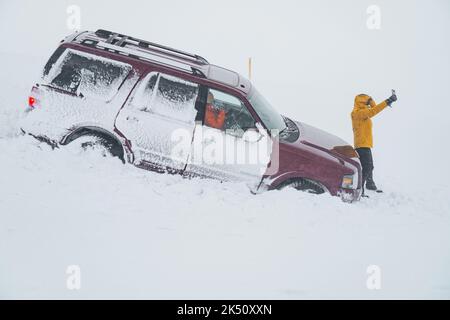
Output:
[205, 88, 256, 136]
[45, 49, 132, 100]
[43, 47, 66, 78]
[132, 72, 199, 124]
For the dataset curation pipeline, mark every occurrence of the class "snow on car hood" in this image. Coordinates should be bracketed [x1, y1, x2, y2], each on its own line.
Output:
[296, 121, 351, 152]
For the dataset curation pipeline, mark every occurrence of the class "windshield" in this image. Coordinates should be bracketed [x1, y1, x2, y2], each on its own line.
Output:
[248, 88, 286, 133]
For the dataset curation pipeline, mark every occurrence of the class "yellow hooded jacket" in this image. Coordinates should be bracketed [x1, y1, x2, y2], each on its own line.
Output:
[351, 94, 388, 148]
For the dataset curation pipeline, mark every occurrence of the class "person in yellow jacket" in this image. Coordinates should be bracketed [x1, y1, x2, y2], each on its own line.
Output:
[351, 90, 397, 193]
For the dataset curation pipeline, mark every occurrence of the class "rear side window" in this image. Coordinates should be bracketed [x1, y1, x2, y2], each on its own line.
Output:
[44, 48, 132, 100]
[153, 74, 198, 122]
[43, 47, 66, 77]
[131, 72, 199, 124]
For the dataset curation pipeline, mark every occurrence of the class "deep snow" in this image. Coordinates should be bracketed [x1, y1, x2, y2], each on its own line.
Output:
[1, 0, 450, 299]
[1, 134, 450, 299]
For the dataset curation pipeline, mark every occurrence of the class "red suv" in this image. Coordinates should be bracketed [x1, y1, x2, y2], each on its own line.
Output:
[21, 30, 362, 202]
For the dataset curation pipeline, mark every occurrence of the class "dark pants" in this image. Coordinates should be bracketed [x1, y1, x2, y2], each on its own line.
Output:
[355, 147, 374, 192]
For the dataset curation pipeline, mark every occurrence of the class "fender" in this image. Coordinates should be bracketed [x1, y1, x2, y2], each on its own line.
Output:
[60, 126, 134, 163]
[264, 171, 331, 194]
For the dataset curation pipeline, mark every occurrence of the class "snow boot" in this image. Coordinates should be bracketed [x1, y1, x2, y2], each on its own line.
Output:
[365, 179, 378, 191]
[365, 171, 379, 191]
[366, 180, 383, 193]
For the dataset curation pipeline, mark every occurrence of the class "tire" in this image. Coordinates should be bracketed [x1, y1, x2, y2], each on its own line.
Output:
[70, 133, 125, 163]
[278, 178, 325, 195]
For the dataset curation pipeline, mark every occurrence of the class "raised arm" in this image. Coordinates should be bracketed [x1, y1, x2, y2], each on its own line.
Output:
[352, 99, 388, 120]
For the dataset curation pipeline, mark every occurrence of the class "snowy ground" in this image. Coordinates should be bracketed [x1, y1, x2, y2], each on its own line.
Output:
[1, 49, 450, 298]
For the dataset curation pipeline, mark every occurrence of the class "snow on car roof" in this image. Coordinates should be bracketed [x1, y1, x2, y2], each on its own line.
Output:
[69, 30, 252, 94]
[206, 65, 251, 94]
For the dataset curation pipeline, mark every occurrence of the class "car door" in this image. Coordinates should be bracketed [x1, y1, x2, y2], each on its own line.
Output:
[115, 71, 200, 172]
[185, 87, 273, 186]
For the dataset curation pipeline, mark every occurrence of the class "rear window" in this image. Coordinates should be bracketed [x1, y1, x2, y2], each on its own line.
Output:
[43, 48, 132, 100]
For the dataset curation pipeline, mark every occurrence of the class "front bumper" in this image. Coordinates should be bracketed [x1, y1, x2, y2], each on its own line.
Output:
[339, 187, 362, 203]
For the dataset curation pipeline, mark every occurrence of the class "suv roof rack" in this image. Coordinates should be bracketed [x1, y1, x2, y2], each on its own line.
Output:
[95, 29, 209, 64]
[70, 30, 209, 78]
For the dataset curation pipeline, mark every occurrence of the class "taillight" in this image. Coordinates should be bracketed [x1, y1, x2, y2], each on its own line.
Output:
[28, 96, 36, 108]
[28, 85, 41, 109]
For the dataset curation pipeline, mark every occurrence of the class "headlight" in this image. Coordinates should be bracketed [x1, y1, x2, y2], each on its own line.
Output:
[342, 174, 357, 189]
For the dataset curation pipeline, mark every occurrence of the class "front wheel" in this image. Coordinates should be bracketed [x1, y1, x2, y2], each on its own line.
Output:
[278, 178, 325, 194]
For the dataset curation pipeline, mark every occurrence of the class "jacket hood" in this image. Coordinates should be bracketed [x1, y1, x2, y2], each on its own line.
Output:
[354, 94, 375, 110]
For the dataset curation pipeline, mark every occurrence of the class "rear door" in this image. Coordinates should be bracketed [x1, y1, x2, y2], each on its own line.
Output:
[115, 71, 200, 172]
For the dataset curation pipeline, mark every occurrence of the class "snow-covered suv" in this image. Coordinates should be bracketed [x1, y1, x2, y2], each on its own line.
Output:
[21, 29, 362, 202]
